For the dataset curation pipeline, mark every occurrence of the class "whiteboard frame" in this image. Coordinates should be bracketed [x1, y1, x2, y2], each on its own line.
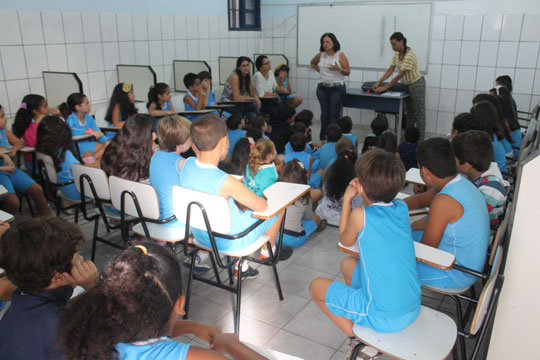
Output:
[296, 1, 432, 73]
[117, 64, 157, 103]
[42, 71, 83, 108]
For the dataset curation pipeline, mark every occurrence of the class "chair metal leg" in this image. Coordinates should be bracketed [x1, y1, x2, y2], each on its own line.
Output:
[209, 252, 222, 285]
[74, 207, 79, 224]
[449, 295, 467, 360]
[183, 251, 197, 319]
[350, 341, 363, 360]
[268, 242, 284, 301]
[91, 217, 99, 262]
[227, 256, 234, 285]
[234, 258, 244, 335]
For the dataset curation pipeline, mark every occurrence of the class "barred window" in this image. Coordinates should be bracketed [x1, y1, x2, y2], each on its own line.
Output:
[229, 0, 261, 30]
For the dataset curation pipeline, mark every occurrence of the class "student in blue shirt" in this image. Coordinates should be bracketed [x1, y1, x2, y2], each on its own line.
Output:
[226, 113, 245, 158]
[339, 116, 358, 153]
[61, 93, 108, 163]
[318, 123, 342, 172]
[404, 138, 490, 289]
[147, 83, 176, 128]
[57, 243, 266, 360]
[183, 73, 209, 122]
[199, 71, 231, 118]
[471, 100, 508, 172]
[0, 217, 98, 360]
[310, 149, 421, 354]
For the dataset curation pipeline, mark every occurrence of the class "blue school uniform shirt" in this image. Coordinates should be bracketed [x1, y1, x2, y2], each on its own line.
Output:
[284, 142, 312, 156]
[492, 135, 507, 172]
[66, 112, 106, 144]
[116, 337, 190, 360]
[510, 128, 522, 157]
[57, 149, 81, 201]
[149, 151, 184, 225]
[0, 286, 73, 360]
[227, 129, 245, 157]
[284, 151, 311, 172]
[432, 175, 490, 287]
[179, 157, 268, 252]
[344, 133, 358, 148]
[356, 200, 421, 319]
[319, 142, 337, 171]
[183, 92, 200, 121]
[244, 163, 278, 197]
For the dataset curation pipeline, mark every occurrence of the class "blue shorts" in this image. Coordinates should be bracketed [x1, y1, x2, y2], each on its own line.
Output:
[325, 263, 419, 333]
[59, 183, 81, 202]
[0, 167, 36, 194]
[76, 141, 98, 155]
[280, 219, 317, 248]
[192, 213, 278, 253]
[309, 172, 322, 189]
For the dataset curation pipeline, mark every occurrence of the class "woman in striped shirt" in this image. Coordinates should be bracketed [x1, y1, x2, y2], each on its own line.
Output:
[373, 32, 426, 140]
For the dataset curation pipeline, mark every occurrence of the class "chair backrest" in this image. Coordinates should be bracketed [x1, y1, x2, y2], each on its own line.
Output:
[172, 185, 231, 234]
[35, 152, 58, 184]
[94, 108, 107, 128]
[135, 102, 149, 114]
[72, 163, 111, 201]
[470, 245, 503, 335]
[489, 213, 509, 266]
[109, 176, 160, 220]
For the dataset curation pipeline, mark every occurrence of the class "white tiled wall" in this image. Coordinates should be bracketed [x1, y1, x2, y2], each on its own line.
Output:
[0, 9, 264, 119]
[1, 9, 539, 136]
[261, 13, 540, 135]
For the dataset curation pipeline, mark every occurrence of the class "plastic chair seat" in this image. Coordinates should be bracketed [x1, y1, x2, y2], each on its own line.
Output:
[132, 223, 185, 243]
[352, 305, 457, 360]
[192, 234, 271, 257]
[422, 284, 471, 295]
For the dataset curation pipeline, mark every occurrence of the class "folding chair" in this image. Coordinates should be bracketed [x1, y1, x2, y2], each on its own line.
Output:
[108, 176, 185, 249]
[72, 164, 131, 261]
[173, 182, 310, 335]
[35, 152, 84, 222]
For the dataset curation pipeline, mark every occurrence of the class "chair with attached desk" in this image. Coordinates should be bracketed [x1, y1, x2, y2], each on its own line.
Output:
[35, 152, 85, 222]
[173, 181, 310, 335]
[108, 176, 185, 250]
[72, 164, 133, 261]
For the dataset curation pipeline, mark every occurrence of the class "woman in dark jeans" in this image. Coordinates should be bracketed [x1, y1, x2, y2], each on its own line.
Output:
[310, 33, 350, 140]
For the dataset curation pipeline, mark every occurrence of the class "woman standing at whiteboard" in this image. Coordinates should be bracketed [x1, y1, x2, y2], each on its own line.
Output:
[311, 33, 350, 141]
[373, 32, 426, 140]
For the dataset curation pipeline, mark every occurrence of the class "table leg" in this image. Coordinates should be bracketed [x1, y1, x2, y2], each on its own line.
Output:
[396, 98, 404, 141]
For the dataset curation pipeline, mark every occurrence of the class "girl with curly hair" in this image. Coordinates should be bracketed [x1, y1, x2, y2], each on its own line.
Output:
[56, 243, 267, 360]
[101, 114, 155, 182]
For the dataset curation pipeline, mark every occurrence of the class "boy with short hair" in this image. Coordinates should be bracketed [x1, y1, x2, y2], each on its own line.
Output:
[0, 217, 98, 360]
[404, 137, 490, 288]
[452, 130, 508, 227]
[310, 149, 421, 357]
[270, 106, 295, 154]
[362, 113, 389, 153]
[183, 72, 209, 121]
[226, 113, 246, 158]
[339, 116, 358, 152]
[284, 132, 321, 188]
[179, 114, 294, 279]
[318, 123, 342, 172]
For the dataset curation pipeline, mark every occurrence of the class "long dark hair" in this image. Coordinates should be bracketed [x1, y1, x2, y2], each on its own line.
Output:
[105, 83, 138, 124]
[36, 115, 77, 172]
[498, 94, 520, 132]
[234, 56, 252, 95]
[278, 159, 310, 203]
[325, 150, 357, 201]
[473, 93, 512, 142]
[101, 114, 155, 181]
[58, 93, 87, 119]
[146, 82, 169, 110]
[219, 137, 251, 176]
[319, 33, 341, 52]
[12, 94, 45, 138]
[470, 101, 500, 139]
[56, 243, 183, 360]
[390, 32, 409, 60]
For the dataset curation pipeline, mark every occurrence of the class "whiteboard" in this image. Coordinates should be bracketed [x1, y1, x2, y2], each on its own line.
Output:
[117, 65, 156, 102]
[297, 3, 432, 72]
[42, 71, 83, 108]
[173, 60, 211, 92]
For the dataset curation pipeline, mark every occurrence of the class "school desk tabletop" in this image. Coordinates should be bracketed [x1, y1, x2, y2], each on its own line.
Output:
[405, 168, 425, 186]
[0, 185, 7, 197]
[99, 126, 122, 132]
[337, 241, 455, 270]
[0, 209, 14, 223]
[177, 110, 214, 116]
[206, 104, 235, 116]
[253, 182, 310, 219]
[343, 88, 410, 141]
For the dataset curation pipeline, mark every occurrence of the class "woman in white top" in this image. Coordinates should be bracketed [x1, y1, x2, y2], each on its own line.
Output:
[373, 32, 426, 140]
[310, 33, 350, 141]
[253, 55, 287, 125]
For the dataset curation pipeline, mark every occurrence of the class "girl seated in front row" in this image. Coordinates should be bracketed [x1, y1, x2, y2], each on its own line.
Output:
[61, 93, 108, 164]
[0, 104, 49, 216]
[57, 243, 267, 360]
[105, 82, 138, 130]
[35, 116, 99, 202]
[147, 82, 176, 127]
[244, 138, 279, 197]
[278, 160, 325, 248]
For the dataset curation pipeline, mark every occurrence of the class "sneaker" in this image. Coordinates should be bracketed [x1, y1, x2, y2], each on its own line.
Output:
[183, 254, 211, 273]
[259, 245, 294, 262]
[341, 338, 379, 360]
[316, 219, 328, 232]
[342, 338, 362, 360]
[234, 265, 259, 280]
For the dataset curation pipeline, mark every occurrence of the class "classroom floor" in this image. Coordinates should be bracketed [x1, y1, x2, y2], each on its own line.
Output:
[11, 177, 487, 360]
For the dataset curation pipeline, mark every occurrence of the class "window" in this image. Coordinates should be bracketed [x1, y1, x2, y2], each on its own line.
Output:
[228, 0, 261, 31]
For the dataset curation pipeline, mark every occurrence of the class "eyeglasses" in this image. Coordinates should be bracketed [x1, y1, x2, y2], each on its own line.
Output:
[263, 62, 271, 65]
